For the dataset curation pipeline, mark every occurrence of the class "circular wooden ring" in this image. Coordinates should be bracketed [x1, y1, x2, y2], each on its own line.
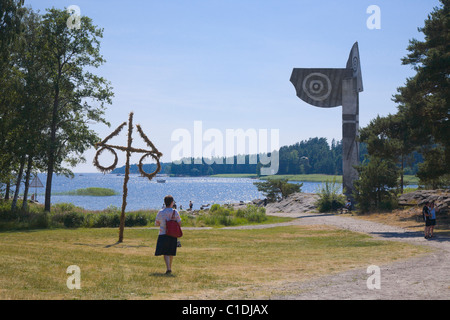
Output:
[138, 152, 161, 180]
[93, 146, 118, 172]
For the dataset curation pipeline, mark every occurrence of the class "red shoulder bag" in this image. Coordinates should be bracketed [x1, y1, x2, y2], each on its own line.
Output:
[166, 210, 183, 238]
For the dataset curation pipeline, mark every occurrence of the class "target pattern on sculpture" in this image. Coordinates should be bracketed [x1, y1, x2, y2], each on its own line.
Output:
[302, 73, 332, 102]
[352, 57, 359, 73]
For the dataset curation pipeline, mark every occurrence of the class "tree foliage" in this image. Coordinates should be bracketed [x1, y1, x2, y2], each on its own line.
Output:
[39, 8, 113, 211]
[356, 0, 449, 197]
[353, 156, 400, 213]
[0, 5, 113, 212]
[359, 113, 416, 193]
[253, 179, 302, 203]
[167, 138, 373, 177]
[392, 0, 450, 187]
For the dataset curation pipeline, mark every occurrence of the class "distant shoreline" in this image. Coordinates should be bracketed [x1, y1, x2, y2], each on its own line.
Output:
[35, 172, 419, 184]
[211, 174, 419, 184]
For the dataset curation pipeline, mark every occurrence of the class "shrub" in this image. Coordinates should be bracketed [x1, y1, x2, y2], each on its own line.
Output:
[316, 179, 346, 212]
[195, 204, 267, 227]
[125, 212, 150, 227]
[353, 156, 400, 213]
[53, 202, 78, 213]
[243, 205, 267, 222]
[63, 212, 85, 228]
[31, 212, 50, 229]
[378, 196, 399, 211]
[210, 204, 220, 212]
[93, 212, 120, 228]
[0, 200, 159, 230]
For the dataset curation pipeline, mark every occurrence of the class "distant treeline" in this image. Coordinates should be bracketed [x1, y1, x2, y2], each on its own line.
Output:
[112, 138, 422, 177]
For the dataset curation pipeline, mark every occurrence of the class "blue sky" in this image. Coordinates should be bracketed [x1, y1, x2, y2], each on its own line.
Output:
[27, 0, 441, 172]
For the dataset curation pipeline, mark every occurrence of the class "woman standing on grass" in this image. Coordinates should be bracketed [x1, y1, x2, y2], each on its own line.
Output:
[155, 195, 181, 274]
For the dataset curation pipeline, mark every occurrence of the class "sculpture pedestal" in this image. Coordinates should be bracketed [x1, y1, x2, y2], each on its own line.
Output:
[342, 78, 360, 198]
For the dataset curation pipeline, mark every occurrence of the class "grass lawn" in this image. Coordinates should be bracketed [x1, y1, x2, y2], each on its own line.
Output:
[0, 225, 428, 299]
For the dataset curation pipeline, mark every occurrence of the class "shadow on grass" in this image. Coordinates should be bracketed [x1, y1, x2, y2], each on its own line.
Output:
[73, 242, 150, 248]
[148, 272, 177, 277]
[0, 228, 43, 234]
[296, 213, 335, 219]
[371, 231, 450, 242]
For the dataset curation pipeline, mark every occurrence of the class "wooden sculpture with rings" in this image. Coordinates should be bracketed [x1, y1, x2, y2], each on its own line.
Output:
[93, 112, 163, 242]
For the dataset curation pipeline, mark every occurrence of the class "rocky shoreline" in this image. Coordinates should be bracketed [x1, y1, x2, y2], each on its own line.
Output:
[398, 189, 450, 213]
[191, 190, 449, 215]
[234, 189, 450, 215]
[224, 193, 320, 215]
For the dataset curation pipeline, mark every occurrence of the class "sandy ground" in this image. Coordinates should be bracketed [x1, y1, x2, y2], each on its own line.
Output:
[231, 211, 450, 300]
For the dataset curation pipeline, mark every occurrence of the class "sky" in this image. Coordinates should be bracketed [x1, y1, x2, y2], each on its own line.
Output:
[26, 0, 441, 173]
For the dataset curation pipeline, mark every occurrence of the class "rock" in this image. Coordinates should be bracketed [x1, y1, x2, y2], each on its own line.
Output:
[398, 190, 450, 213]
[265, 193, 319, 214]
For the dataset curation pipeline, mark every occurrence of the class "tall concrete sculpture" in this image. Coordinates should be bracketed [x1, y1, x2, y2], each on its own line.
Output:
[290, 42, 363, 197]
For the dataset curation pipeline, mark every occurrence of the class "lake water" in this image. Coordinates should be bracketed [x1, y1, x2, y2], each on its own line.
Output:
[33, 173, 327, 211]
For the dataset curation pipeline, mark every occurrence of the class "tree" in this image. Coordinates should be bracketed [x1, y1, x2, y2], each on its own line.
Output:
[0, 0, 25, 185]
[12, 8, 52, 210]
[416, 146, 449, 189]
[0, 6, 113, 210]
[393, 0, 450, 186]
[253, 179, 302, 202]
[359, 113, 416, 193]
[353, 156, 400, 213]
[0, 0, 25, 53]
[1, 6, 47, 210]
[39, 8, 113, 211]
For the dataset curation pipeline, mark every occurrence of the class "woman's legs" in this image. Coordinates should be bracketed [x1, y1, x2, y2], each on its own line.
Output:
[164, 255, 174, 272]
[430, 222, 435, 237]
[425, 225, 430, 238]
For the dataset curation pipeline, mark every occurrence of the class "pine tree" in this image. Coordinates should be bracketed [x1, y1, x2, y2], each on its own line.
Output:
[393, 0, 450, 186]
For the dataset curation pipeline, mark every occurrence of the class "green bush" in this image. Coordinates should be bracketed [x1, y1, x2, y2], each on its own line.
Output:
[0, 200, 50, 230]
[378, 196, 399, 211]
[53, 202, 79, 213]
[243, 205, 267, 223]
[0, 200, 271, 230]
[210, 204, 221, 212]
[353, 156, 400, 213]
[315, 179, 346, 213]
[93, 212, 120, 228]
[194, 204, 267, 227]
[0, 199, 159, 230]
[125, 212, 151, 227]
[31, 212, 50, 229]
[63, 212, 85, 228]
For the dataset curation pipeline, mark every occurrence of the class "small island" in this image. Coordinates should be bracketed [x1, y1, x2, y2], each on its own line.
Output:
[55, 187, 118, 197]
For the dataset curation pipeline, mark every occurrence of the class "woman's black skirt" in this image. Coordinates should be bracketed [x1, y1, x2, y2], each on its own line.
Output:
[155, 235, 177, 256]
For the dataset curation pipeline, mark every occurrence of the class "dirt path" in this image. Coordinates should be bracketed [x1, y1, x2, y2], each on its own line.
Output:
[228, 211, 450, 300]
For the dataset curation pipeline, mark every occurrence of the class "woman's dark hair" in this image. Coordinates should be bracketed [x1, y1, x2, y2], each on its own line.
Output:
[164, 195, 174, 207]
